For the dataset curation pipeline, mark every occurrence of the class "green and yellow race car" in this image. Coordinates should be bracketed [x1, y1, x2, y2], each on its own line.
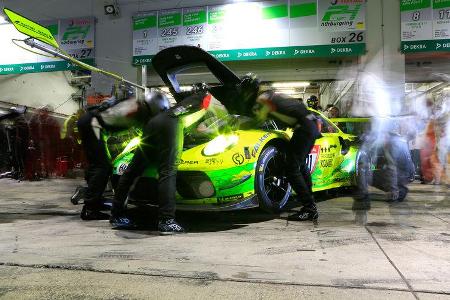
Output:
[1, 9, 366, 214]
[112, 46, 368, 213]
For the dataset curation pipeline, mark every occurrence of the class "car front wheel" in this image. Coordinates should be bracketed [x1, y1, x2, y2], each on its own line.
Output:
[255, 146, 292, 213]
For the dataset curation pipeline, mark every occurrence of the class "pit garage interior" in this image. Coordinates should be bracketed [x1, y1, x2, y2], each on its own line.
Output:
[0, 0, 449, 299]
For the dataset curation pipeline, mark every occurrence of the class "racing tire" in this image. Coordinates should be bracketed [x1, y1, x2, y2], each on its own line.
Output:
[255, 146, 292, 213]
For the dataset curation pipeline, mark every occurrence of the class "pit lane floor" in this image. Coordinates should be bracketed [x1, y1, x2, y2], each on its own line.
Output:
[0, 178, 448, 299]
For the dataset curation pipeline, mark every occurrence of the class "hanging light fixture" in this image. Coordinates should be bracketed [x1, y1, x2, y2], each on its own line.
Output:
[271, 82, 310, 88]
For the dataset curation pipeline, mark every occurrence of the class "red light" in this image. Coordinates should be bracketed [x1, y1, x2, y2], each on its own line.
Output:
[201, 94, 212, 109]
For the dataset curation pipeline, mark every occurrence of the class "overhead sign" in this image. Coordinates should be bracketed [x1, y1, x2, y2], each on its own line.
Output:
[132, 0, 366, 65]
[0, 12, 95, 75]
[401, 0, 450, 53]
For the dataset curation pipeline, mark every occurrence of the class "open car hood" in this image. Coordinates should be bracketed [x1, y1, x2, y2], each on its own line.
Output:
[152, 46, 241, 106]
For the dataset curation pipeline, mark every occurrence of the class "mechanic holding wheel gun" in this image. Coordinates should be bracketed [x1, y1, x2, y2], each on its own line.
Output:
[110, 90, 211, 235]
[238, 74, 322, 221]
[74, 86, 170, 221]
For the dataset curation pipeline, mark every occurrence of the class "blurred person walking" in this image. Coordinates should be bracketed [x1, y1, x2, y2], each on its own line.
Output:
[359, 119, 415, 203]
[421, 120, 443, 184]
[60, 109, 85, 171]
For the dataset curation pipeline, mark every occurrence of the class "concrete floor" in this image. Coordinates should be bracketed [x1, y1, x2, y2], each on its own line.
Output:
[0, 178, 448, 299]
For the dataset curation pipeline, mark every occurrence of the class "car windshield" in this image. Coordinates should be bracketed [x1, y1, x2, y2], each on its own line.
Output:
[184, 113, 247, 149]
[183, 109, 277, 150]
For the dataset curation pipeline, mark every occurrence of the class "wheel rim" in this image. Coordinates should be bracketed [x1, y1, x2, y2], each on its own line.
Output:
[261, 152, 290, 208]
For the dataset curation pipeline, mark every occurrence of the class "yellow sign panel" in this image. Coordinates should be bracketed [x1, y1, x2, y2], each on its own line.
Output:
[3, 8, 59, 49]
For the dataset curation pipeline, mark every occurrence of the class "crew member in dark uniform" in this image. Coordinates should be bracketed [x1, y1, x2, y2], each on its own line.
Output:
[306, 95, 322, 111]
[110, 91, 211, 234]
[75, 87, 169, 220]
[242, 75, 322, 221]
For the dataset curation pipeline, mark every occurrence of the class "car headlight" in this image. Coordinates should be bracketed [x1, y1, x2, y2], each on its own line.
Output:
[121, 137, 140, 154]
[202, 134, 239, 156]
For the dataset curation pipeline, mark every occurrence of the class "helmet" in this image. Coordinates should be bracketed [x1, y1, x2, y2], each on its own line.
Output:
[238, 73, 261, 115]
[240, 73, 260, 95]
[307, 95, 319, 109]
[192, 82, 209, 94]
[143, 90, 170, 117]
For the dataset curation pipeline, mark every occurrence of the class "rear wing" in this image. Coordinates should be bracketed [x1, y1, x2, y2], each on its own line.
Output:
[4, 8, 59, 48]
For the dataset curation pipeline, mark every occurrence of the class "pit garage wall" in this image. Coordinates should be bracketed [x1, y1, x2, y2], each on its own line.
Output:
[1, 0, 404, 115]
[0, 72, 79, 116]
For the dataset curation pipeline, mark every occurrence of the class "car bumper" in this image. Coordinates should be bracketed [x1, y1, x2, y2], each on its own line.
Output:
[176, 195, 259, 211]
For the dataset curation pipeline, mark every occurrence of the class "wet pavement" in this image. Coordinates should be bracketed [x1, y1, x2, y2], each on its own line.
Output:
[0, 178, 448, 299]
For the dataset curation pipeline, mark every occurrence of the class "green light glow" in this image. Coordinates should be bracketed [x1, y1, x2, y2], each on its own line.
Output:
[122, 137, 141, 154]
[203, 134, 239, 156]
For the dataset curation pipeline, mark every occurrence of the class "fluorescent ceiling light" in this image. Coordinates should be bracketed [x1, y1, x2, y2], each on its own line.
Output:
[274, 89, 303, 96]
[275, 89, 296, 94]
[180, 85, 193, 91]
[271, 82, 310, 88]
[158, 85, 193, 92]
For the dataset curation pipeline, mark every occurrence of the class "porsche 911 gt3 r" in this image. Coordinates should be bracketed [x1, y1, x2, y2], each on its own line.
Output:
[111, 46, 367, 213]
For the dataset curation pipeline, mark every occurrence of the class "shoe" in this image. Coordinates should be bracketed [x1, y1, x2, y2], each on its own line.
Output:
[84, 197, 111, 211]
[110, 216, 137, 229]
[80, 205, 110, 220]
[288, 206, 318, 221]
[158, 218, 185, 235]
[95, 201, 112, 211]
[71, 186, 86, 205]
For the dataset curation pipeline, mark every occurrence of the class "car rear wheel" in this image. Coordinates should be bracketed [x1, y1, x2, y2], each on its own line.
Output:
[255, 146, 292, 213]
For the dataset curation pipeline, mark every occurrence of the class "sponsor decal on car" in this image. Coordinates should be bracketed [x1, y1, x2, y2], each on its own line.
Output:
[117, 163, 128, 175]
[180, 159, 199, 165]
[217, 194, 244, 203]
[321, 144, 337, 153]
[251, 133, 270, 157]
[244, 147, 251, 159]
[232, 152, 245, 165]
[205, 157, 224, 165]
[320, 159, 333, 168]
[306, 145, 320, 174]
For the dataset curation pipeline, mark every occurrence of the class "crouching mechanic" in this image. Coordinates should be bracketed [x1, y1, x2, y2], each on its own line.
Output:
[241, 75, 322, 221]
[75, 88, 169, 220]
[110, 91, 211, 235]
